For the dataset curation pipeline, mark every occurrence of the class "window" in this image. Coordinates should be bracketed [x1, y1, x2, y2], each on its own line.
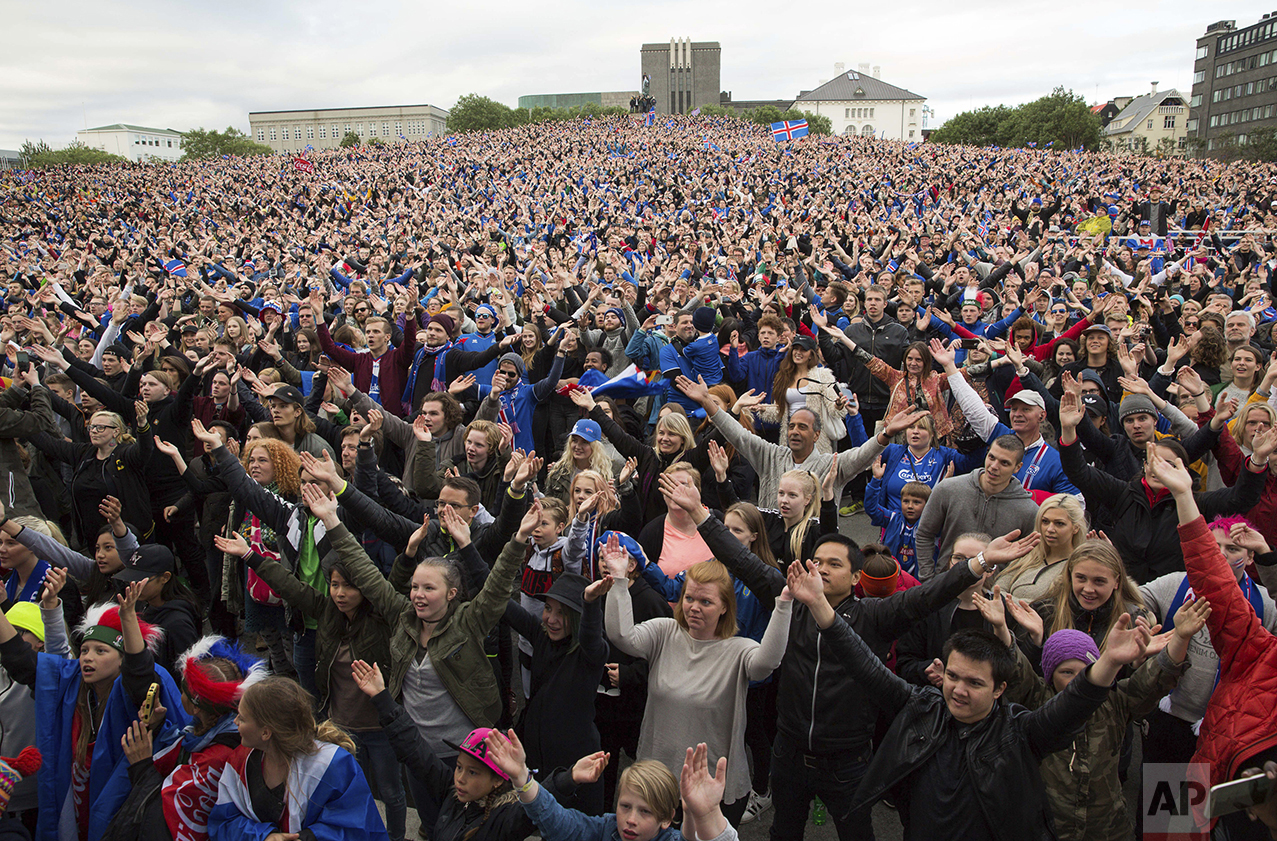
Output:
[1148, 119, 1154, 130]
[1194, 69, 1206, 84]
[282, 128, 289, 140]
[395, 121, 402, 136]
[167, 140, 172, 147]
[1191, 94, 1202, 107]
[1264, 52, 1272, 67]
[356, 123, 363, 135]
[845, 108, 849, 118]
[869, 108, 874, 118]
[344, 124, 351, 135]
[333, 125, 340, 138]
[319, 126, 326, 139]
[1217, 65, 1227, 79]
[383, 122, 390, 136]
[1187, 118, 1198, 132]
[908, 130, 915, 138]
[307, 126, 314, 139]
[257, 129, 266, 141]
[269, 128, 277, 141]
[1164, 116, 1175, 129]
[909, 108, 916, 117]
[369, 123, 377, 136]
[1210, 115, 1219, 127]
[1197, 45, 1209, 60]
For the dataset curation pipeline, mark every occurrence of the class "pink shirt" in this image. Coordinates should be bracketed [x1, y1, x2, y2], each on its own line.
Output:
[658, 518, 714, 577]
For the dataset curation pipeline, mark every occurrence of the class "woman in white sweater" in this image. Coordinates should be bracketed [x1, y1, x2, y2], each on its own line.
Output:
[599, 533, 791, 827]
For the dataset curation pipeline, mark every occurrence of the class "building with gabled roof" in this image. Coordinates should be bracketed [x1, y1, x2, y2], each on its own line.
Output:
[789, 63, 927, 140]
[1101, 83, 1188, 155]
[77, 123, 185, 161]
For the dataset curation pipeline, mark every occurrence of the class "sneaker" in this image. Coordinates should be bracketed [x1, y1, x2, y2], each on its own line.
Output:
[839, 502, 864, 516]
[741, 790, 772, 824]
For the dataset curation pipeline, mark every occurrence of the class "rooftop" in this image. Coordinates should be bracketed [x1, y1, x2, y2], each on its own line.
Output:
[795, 72, 924, 103]
[1103, 89, 1187, 136]
[82, 123, 184, 135]
[249, 104, 449, 116]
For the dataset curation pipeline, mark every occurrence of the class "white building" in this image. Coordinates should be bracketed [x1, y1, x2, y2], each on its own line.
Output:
[791, 63, 927, 141]
[1102, 83, 1189, 156]
[248, 104, 449, 154]
[77, 124, 185, 162]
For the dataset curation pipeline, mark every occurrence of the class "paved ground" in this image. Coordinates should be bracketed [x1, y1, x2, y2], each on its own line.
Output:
[391, 511, 1142, 841]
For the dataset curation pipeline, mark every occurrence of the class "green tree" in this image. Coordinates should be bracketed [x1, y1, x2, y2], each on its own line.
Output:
[448, 93, 519, 133]
[1245, 126, 1277, 162]
[932, 88, 1100, 151]
[696, 104, 730, 117]
[180, 126, 271, 160]
[339, 131, 361, 148]
[19, 138, 126, 168]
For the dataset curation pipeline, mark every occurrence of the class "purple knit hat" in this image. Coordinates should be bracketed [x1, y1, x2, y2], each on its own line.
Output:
[1041, 629, 1099, 682]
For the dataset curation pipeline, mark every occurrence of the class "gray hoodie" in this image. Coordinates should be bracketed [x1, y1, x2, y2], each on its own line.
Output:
[915, 469, 1040, 580]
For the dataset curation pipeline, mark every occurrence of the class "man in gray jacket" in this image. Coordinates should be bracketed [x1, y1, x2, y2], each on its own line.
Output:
[915, 434, 1040, 579]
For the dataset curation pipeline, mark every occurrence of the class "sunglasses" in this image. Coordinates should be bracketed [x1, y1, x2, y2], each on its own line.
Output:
[1184, 319, 1200, 327]
[1051, 309, 1067, 315]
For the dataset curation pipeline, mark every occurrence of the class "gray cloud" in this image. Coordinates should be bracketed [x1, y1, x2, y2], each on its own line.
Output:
[0, 0, 1261, 150]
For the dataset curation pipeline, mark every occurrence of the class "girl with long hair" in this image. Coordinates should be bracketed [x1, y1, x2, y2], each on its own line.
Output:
[755, 336, 845, 454]
[208, 676, 387, 841]
[213, 485, 407, 841]
[1025, 540, 1149, 655]
[544, 421, 618, 504]
[994, 494, 1089, 602]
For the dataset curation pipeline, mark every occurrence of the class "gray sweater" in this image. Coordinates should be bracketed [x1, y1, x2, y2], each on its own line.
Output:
[709, 408, 884, 512]
[1140, 571, 1277, 723]
[914, 469, 1040, 580]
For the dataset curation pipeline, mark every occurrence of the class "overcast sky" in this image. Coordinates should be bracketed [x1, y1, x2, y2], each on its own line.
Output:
[0, 0, 1263, 151]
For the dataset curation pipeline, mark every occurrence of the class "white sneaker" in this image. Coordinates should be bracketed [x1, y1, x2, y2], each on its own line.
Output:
[741, 790, 772, 824]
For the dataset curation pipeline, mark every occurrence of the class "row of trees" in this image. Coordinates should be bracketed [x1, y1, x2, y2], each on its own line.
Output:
[180, 127, 272, 160]
[447, 94, 633, 134]
[930, 87, 1102, 151]
[18, 139, 126, 168]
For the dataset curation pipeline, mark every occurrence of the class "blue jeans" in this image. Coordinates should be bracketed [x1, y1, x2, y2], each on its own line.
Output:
[293, 628, 317, 698]
[351, 728, 407, 841]
[768, 733, 875, 841]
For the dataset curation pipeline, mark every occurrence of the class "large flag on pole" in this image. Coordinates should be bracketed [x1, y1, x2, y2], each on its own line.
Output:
[771, 120, 809, 141]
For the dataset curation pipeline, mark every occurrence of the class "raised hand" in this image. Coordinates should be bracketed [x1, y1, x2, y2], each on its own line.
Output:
[871, 454, 886, 480]
[99, 495, 123, 525]
[512, 452, 541, 490]
[191, 418, 221, 448]
[120, 717, 154, 765]
[40, 566, 67, 609]
[406, 511, 432, 559]
[681, 743, 727, 822]
[883, 408, 930, 437]
[617, 455, 638, 486]
[360, 409, 383, 442]
[483, 729, 530, 785]
[1251, 427, 1277, 464]
[438, 502, 472, 549]
[567, 386, 596, 410]
[351, 660, 386, 697]
[1003, 594, 1044, 645]
[707, 440, 730, 482]
[583, 576, 614, 603]
[1099, 613, 1152, 668]
[411, 414, 433, 443]
[448, 373, 477, 395]
[116, 579, 146, 616]
[1058, 390, 1084, 432]
[1230, 522, 1271, 556]
[301, 483, 339, 522]
[674, 375, 710, 406]
[923, 658, 945, 687]
[298, 450, 341, 490]
[1147, 447, 1194, 496]
[983, 529, 1041, 565]
[928, 338, 956, 370]
[600, 532, 630, 579]
[516, 498, 543, 542]
[658, 473, 702, 514]
[571, 751, 611, 785]
[213, 529, 252, 558]
[785, 560, 827, 608]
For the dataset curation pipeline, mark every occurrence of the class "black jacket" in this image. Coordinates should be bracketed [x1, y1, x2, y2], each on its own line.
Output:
[820, 614, 1110, 841]
[1059, 437, 1266, 583]
[29, 431, 155, 541]
[699, 514, 984, 754]
[1073, 412, 1220, 484]
[895, 601, 995, 688]
[506, 594, 608, 814]
[833, 316, 908, 405]
[141, 598, 201, 677]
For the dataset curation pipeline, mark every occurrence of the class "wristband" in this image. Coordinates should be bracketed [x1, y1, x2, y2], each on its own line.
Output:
[1249, 455, 1267, 471]
[0, 518, 8, 531]
[518, 770, 536, 793]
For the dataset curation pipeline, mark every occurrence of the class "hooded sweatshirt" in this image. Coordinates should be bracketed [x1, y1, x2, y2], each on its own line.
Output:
[914, 469, 1040, 580]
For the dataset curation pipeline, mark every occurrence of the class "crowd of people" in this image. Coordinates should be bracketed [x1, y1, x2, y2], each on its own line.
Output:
[0, 112, 1276, 841]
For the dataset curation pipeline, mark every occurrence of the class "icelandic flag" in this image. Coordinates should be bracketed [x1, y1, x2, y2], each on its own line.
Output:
[588, 364, 664, 400]
[645, 110, 655, 127]
[771, 120, 808, 141]
[304, 144, 314, 152]
[977, 210, 992, 240]
[164, 258, 188, 278]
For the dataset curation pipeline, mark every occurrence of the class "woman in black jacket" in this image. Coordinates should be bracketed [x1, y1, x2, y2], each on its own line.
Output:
[352, 660, 601, 841]
[29, 408, 154, 543]
[503, 573, 608, 815]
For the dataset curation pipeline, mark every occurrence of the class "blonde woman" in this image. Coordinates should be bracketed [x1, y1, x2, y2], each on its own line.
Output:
[994, 494, 1088, 602]
[1025, 540, 1149, 654]
[544, 419, 620, 503]
[30, 408, 154, 541]
[600, 538, 792, 826]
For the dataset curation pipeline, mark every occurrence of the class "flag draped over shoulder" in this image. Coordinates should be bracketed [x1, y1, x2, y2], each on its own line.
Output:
[771, 120, 809, 142]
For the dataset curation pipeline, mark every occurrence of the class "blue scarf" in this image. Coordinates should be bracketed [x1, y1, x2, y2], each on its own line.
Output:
[402, 339, 454, 408]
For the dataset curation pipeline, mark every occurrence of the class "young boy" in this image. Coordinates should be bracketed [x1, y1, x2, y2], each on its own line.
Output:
[864, 475, 930, 578]
[516, 497, 578, 693]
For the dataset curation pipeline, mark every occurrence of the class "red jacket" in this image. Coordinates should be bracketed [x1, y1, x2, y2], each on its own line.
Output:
[1183, 515, 1277, 827]
[1214, 426, 1277, 547]
[317, 322, 416, 417]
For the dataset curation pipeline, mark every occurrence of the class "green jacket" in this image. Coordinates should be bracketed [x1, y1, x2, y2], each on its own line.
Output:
[1007, 645, 1188, 841]
[245, 524, 396, 713]
[376, 530, 526, 728]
